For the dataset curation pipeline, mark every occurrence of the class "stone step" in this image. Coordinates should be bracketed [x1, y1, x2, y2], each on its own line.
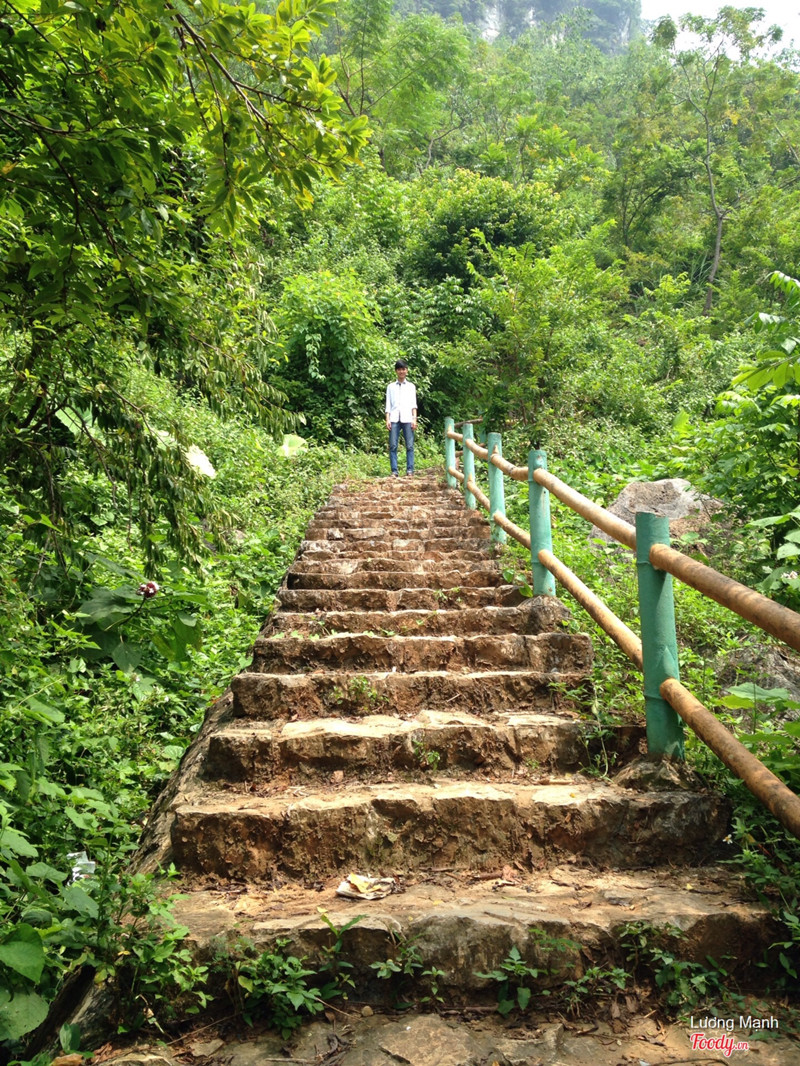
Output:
[203, 710, 644, 783]
[306, 515, 488, 534]
[250, 632, 591, 675]
[318, 500, 468, 516]
[305, 526, 491, 544]
[298, 546, 492, 563]
[170, 778, 729, 880]
[314, 512, 470, 527]
[231, 667, 591, 720]
[290, 557, 496, 576]
[268, 601, 568, 637]
[276, 586, 524, 611]
[171, 864, 775, 1003]
[328, 478, 451, 498]
[299, 536, 493, 554]
[285, 568, 502, 591]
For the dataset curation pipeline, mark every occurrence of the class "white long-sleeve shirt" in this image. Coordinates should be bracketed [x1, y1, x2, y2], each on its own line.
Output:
[385, 380, 417, 423]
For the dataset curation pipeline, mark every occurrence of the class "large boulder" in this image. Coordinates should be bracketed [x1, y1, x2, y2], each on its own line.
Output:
[591, 478, 723, 546]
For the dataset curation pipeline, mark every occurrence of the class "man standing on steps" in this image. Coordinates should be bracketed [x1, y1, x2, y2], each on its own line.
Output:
[385, 359, 417, 477]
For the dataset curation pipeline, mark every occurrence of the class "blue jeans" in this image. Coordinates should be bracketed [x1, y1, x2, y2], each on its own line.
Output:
[389, 421, 414, 474]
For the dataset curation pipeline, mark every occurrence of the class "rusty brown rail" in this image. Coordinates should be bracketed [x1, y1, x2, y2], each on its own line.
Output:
[447, 417, 800, 840]
[661, 678, 800, 838]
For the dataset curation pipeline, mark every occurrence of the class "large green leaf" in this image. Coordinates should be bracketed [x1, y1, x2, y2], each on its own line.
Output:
[0, 926, 45, 983]
[0, 989, 50, 1042]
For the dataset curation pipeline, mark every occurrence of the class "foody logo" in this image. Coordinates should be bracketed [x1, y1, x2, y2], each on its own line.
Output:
[689, 1033, 750, 1057]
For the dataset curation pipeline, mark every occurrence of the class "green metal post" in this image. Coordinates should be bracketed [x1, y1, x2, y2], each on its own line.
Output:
[462, 423, 476, 510]
[444, 417, 457, 489]
[487, 432, 507, 545]
[635, 512, 685, 759]
[529, 450, 555, 596]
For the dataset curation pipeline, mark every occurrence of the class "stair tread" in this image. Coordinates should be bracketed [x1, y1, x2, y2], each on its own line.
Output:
[175, 776, 715, 812]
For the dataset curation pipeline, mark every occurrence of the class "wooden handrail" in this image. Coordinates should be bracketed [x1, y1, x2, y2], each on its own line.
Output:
[539, 549, 643, 670]
[444, 414, 800, 840]
[650, 543, 800, 654]
[661, 677, 800, 838]
[465, 475, 490, 511]
[463, 437, 489, 462]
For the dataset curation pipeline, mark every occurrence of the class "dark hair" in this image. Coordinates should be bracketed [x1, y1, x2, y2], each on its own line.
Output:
[395, 359, 408, 370]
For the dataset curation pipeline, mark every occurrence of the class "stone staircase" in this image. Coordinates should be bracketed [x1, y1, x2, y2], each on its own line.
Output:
[139, 472, 776, 1009]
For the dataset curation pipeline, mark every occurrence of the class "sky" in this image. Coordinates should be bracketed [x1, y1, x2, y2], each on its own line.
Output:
[638, 0, 800, 48]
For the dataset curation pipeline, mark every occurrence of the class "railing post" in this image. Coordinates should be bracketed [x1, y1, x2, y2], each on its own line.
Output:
[462, 423, 476, 510]
[444, 417, 457, 489]
[529, 450, 556, 596]
[635, 512, 685, 759]
[487, 432, 507, 545]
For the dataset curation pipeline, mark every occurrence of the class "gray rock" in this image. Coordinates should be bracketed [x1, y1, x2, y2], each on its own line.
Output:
[613, 754, 706, 793]
[591, 478, 722, 545]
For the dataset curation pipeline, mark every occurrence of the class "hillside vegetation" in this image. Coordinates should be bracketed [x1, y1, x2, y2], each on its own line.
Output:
[1, 0, 799, 1051]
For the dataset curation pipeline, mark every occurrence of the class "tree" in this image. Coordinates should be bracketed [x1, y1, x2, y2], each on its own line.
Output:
[0, 0, 368, 562]
[319, 0, 471, 174]
[653, 9, 792, 314]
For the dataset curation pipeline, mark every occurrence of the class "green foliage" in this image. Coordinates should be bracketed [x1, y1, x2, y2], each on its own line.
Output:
[475, 929, 584, 1016]
[224, 939, 330, 1037]
[274, 270, 394, 446]
[620, 922, 732, 1012]
[468, 223, 629, 430]
[0, 0, 368, 562]
[671, 273, 800, 606]
[476, 944, 544, 1015]
[0, 404, 381, 1049]
[370, 933, 446, 1007]
[412, 738, 441, 772]
[404, 170, 562, 286]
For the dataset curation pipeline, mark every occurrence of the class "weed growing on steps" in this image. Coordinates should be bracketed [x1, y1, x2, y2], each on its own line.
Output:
[328, 675, 387, 714]
[412, 738, 442, 772]
[619, 921, 734, 1013]
[221, 939, 331, 1037]
[475, 945, 545, 1015]
[370, 933, 446, 1008]
[475, 925, 745, 1021]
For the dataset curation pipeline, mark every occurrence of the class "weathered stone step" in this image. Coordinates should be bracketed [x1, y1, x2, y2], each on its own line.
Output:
[172, 864, 774, 1001]
[290, 557, 494, 576]
[298, 554, 492, 571]
[306, 513, 487, 532]
[276, 586, 524, 611]
[318, 501, 468, 517]
[327, 479, 450, 498]
[305, 526, 490, 543]
[170, 779, 728, 880]
[298, 550, 492, 567]
[268, 601, 568, 637]
[286, 568, 502, 591]
[308, 512, 486, 527]
[231, 667, 590, 720]
[203, 710, 643, 783]
[299, 536, 493, 554]
[250, 632, 589, 675]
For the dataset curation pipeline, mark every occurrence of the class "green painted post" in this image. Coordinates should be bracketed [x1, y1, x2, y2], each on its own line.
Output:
[444, 417, 457, 489]
[529, 450, 555, 596]
[635, 512, 685, 759]
[487, 432, 507, 545]
[462, 423, 476, 510]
